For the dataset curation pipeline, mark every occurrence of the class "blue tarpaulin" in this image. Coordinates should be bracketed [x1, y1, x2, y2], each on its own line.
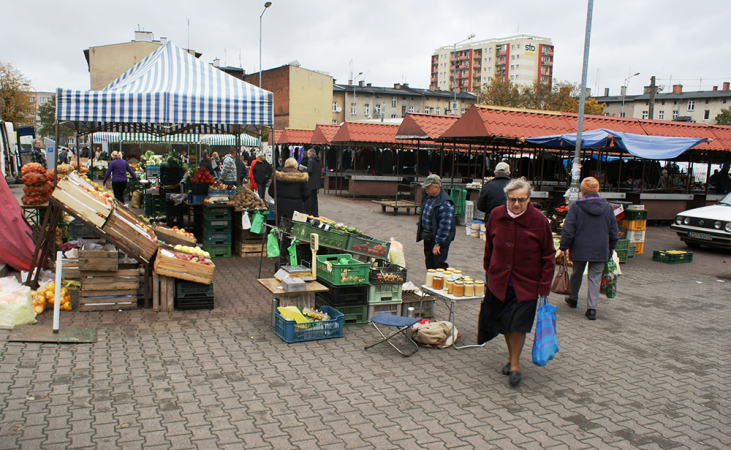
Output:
[525, 128, 708, 160]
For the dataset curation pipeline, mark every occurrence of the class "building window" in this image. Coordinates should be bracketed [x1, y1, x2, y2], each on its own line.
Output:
[364, 103, 370, 116]
[662, 100, 665, 105]
[687, 101, 694, 111]
[401, 106, 407, 117]
[511, 55, 515, 60]
[375, 104, 381, 116]
[391, 114, 397, 118]
[351, 103, 356, 116]
[516, 54, 520, 59]
[658, 110, 664, 120]
[704, 110, 710, 120]
[620, 112, 626, 118]
[40, 97, 49, 104]
[461, 109, 466, 115]
[332, 102, 338, 112]
[510, 65, 514, 70]
[332, 119, 337, 125]
[673, 110, 679, 119]
[436, 107, 440, 114]
[408, 106, 414, 113]
[641, 111, 648, 119]
[392, 97, 397, 107]
[424, 106, 430, 114]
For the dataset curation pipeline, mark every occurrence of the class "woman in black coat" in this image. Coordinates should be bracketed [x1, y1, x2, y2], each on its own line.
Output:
[268, 157, 310, 222]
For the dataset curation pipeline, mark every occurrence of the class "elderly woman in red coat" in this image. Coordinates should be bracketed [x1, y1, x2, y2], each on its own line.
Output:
[478, 178, 555, 387]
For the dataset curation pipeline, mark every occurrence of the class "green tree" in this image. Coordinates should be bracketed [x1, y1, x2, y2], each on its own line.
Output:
[477, 77, 523, 108]
[37, 95, 74, 139]
[0, 61, 35, 126]
[477, 79, 605, 115]
[715, 108, 731, 125]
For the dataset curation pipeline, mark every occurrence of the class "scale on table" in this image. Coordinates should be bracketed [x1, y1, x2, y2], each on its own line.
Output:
[208, 195, 229, 204]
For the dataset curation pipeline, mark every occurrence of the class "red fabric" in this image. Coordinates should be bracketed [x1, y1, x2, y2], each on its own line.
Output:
[483, 203, 556, 302]
[0, 177, 36, 271]
[248, 161, 258, 191]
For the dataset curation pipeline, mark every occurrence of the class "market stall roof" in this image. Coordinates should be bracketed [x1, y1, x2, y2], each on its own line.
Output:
[201, 134, 260, 147]
[279, 128, 314, 145]
[439, 105, 575, 145]
[563, 113, 648, 135]
[395, 113, 459, 141]
[524, 129, 709, 160]
[269, 130, 283, 145]
[311, 124, 341, 145]
[92, 132, 200, 144]
[331, 122, 400, 145]
[56, 41, 273, 135]
[709, 125, 731, 150]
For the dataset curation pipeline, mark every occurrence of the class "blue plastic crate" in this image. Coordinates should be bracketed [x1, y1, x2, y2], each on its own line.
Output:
[191, 194, 206, 204]
[274, 305, 344, 343]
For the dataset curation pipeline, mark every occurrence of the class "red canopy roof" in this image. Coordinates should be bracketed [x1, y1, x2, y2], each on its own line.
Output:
[279, 128, 314, 145]
[269, 130, 283, 145]
[331, 122, 400, 144]
[311, 124, 341, 145]
[396, 113, 459, 141]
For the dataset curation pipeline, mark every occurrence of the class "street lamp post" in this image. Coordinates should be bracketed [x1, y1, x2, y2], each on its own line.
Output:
[452, 34, 475, 115]
[259, 1, 272, 155]
[621, 72, 640, 117]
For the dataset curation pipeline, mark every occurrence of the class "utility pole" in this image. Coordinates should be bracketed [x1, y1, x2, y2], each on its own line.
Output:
[648, 76, 656, 120]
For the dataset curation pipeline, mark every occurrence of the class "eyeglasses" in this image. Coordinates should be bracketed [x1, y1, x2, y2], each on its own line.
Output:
[507, 197, 529, 204]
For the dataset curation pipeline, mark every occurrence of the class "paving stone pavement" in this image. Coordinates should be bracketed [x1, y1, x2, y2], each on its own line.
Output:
[1, 193, 730, 449]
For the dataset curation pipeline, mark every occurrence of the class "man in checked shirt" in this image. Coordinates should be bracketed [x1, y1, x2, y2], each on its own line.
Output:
[416, 175, 456, 270]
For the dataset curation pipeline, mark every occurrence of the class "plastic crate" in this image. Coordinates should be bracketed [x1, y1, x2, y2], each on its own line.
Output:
[191, 183, 209, 196]
[191, 194, 206, 204]
[161, 167, 183, 184]
[274, 305, 344, 343]
[627, 204, 645, 211]
[203, 207, 232, 220]
[624, 210, 648, 221]
[175, 280, 214, 298]
[315, 296, 368, 326]
[175, 295, 214, 310]
[447, 188, 467, 216]
[369, 261, 407, 285]
[203, 219, 232, 232]
[278, 217, 294, 233]
[401, 299, 435, 319]
[346, 234, 390, 258]
[628, 245, 636, 258]
[368, 283, 403, 303]
[615, 239, 630, 250]
[292, 222, 350, 250]
[314, 277, 368, 306]
[145, 165, 161, 179]
[316, 254, 370, 286]
[202, 229, 232, 246]
[202, 243, 232, 258]
[626, 230, 645, 242]
[630, 241, 644, 255]
[653, 250, 693, 264]
[619, 219, 647, 231]
[616, 249, 628, 264]
[367, 301, 402, 321]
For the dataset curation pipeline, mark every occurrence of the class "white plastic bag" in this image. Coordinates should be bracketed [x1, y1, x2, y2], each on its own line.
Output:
[0, 276, 37, 328]
[241, 211, 252, 230]
[388, 238, 406, 268]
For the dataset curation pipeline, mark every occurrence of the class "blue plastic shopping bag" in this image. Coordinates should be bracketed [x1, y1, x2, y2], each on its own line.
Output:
[532, 296, 559, 367]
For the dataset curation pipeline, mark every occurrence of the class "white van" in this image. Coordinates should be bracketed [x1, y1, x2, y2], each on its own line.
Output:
[1, 121, 21, 181]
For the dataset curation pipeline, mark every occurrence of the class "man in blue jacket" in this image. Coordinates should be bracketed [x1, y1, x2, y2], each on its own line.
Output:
[417, 175, 456, 270]
[558, 177, 619, 320]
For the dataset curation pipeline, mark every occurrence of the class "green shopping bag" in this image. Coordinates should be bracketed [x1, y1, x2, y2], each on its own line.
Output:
[288, 239, 298, 266]
[250, 211, 265, 234]
[266, 230, 280, 258]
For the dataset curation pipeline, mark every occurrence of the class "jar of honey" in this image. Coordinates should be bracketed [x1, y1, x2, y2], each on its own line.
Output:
[432, 274, 444, 290]
[474, 280, 485, 296]
[436, 268, 445, 273]
[426, 269, 436, 287]
[453, 281, 465, 297]
[446, 278, 455, 294]
[464, 281, 475, 297]
[452, 270, 463, 278]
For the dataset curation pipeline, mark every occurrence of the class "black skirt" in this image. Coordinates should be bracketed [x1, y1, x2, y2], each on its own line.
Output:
[477, 285, 538, 345]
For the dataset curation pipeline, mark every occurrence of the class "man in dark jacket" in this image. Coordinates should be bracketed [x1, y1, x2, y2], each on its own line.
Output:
[417, 175, 456, 270]
[559, 177, 619, 321]
[252, 153, 272, 200]
[476, 162, 511, 221]
[200, 151, 215, 177]
[305, 147, 323, 216]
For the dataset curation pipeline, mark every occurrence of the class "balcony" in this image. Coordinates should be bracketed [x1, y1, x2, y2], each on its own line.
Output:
[542, 49, 554, 56]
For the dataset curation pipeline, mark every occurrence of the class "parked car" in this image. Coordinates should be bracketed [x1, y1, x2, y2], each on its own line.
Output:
[671, 193, 731, 249]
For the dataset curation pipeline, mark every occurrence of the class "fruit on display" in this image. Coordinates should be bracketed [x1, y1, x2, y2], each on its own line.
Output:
[170, 226, 194, 238]
[32, 282, 72, 313]
[173, 245, 211, 259]
[190, 167, 215, 184]
[168, 246, 214, 265]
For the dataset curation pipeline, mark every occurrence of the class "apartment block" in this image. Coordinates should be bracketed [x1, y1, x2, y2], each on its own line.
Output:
[430, 35, 554, 92]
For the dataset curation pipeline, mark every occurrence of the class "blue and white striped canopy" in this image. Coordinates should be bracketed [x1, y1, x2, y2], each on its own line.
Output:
[57, 41, 273, 134]
[202, 134, 260, 147]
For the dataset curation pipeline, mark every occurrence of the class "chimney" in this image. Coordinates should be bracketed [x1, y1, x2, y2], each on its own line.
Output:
[159, 36, 167, 44]
[620, 86, 627, 96]
[713, 86, 718, 91]
[348, 79, 352, 86]
[134, 31, 153, 42]
[366, 83, 371, 87]
[358, 80, 364, 87]
[403, 83, 409, 88]
[643, 86, 651, 94]
[672, 84, 683, 94]
[723, 82, 730, 91]
[394, 83, 401, 89]
[212, 58, 221, 67]
[604, 88, 610, 96]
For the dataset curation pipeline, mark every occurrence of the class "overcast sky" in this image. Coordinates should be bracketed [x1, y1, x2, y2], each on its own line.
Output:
[3, 0, 730, 97]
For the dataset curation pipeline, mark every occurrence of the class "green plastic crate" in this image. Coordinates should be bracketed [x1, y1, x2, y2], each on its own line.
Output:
[368, 283, 403, 303]
[292, 222, 350, 249]
[203, 219, 232, 232]
[447, 188, 467, 216]
[346, 234, 390, 258]
[615, 239, 630, 250]
[652, 250, 693, 264]
[202, 243, 232, 258]
[316, 254, 370, 286]
[624, 210, 648, 221]
[616, 249, 628, 264]
[315, 295, 367, 326]
[203, 207, 232, 220]
[202, 228, 232, 246]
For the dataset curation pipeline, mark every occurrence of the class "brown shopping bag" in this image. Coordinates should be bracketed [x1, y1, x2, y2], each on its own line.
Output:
[550, 261, 572, 295]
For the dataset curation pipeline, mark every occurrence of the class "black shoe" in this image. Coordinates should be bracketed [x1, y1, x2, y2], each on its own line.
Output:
[509, 371, 522, 387]
[564, 296, 577, 308]
[502, 363, 511, 376]
[585, 309, 596, 320]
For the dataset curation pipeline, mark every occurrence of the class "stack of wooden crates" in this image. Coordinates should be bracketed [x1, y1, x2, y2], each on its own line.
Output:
[234, 211, 267, 257]
[619, 206, 647, 256]
[78, 247, 140, 311]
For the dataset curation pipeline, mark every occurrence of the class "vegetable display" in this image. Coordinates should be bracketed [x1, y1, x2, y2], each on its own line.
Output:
[190, 167, 215, 184]
[32, 282, 71, 313]
[20, 163, 54, 205]
[162, 151, 187, 171]
[230, 187, 267, 210]
[140, 150, 163, 168]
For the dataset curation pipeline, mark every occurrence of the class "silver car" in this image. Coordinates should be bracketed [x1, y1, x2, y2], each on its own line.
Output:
[671, 193, 731, 249]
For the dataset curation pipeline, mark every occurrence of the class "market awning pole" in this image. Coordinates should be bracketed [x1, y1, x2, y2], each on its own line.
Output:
[568, 0, 594, 204]
[53, 251, 62, 333]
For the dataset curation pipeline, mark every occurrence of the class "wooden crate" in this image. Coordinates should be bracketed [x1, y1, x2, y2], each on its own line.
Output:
[152, 273, 175, 312]
[154, 225, 197, 247]
[81, 269, 141, 291]
[234, 241, 266, 257]
[51, 178, 112, 228]
[153, 248, 215, 284]
[102, 207, 159, 261]
[78, 249, 119, 271]
[234, 227, 264, 242]
[79, 290, 138, 311]
[52, 258, 81, 279]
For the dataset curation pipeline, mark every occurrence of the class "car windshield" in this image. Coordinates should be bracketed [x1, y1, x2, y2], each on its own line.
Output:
[720, 193, 731, 206]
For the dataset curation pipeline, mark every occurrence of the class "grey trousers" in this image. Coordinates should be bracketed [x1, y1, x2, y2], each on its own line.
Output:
[569, 261, 605, 310]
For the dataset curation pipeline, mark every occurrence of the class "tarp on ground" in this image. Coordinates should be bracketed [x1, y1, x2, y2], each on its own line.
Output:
[0, 177, 35, 271]
[524, 128, 708, 160]
[56, 41, 273, 135]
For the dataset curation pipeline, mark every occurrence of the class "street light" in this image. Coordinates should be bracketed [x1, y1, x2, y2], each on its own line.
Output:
[259, 1, 272, 154]
[452, 33, 475, 115]
[621, 72, 640, 117]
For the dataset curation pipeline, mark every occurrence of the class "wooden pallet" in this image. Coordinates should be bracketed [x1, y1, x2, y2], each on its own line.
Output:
[102, 207, 158, 261]
[372, 200, 418, 215]
[152, 273, 175, 312]
[80, 269, 141, 291]
[78, 249, 118, 271]
[78, 289, 138, 311]
[234, 241, 266, 257]
[153, 248, 215, 284]
[154, 225, 197, 247]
